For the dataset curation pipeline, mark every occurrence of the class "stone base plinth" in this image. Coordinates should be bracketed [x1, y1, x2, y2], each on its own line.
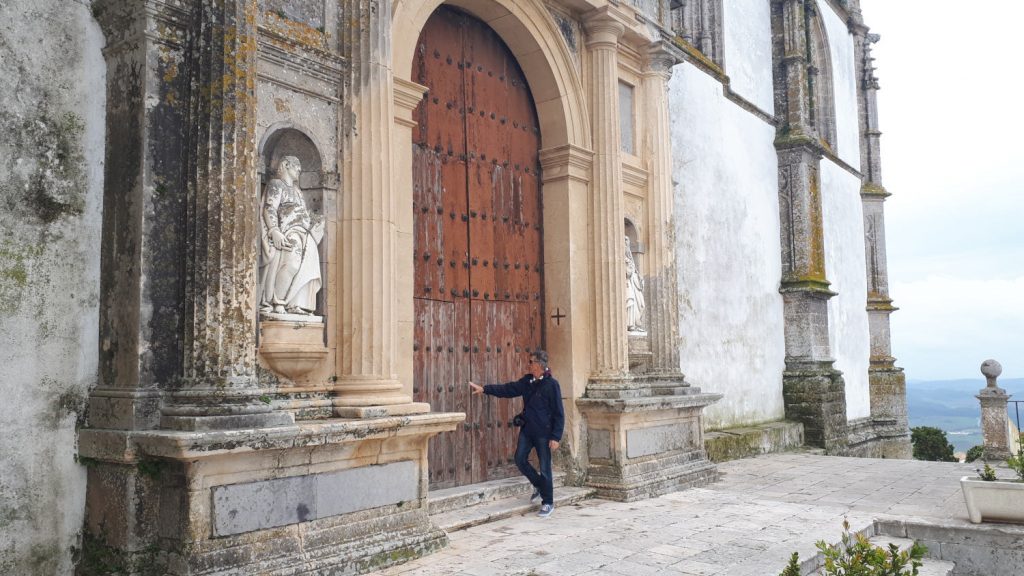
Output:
[844, 416, 913, 459]
[864, 367, 912, 458]
[782, 363, 848, 452]
[577, 383, 721, 502]
[77, 413, 464, 576]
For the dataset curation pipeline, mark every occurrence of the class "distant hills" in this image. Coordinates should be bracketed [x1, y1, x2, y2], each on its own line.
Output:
[906, 378, 1024, 453]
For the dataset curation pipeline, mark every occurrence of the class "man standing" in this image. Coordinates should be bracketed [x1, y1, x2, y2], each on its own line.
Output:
[469, 350, 564, 517]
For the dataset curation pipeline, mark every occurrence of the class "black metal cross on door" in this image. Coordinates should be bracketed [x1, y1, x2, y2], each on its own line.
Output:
[551, 308, 566, 326]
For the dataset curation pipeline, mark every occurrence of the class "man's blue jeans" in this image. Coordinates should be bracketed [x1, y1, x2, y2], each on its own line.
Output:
[515, 432, 553, 505]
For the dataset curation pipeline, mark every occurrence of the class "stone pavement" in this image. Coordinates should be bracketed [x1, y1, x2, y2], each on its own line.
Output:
[368, 453, 981, 576]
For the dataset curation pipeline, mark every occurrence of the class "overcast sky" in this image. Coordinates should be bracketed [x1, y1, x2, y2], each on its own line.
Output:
[858, 1, 1024, 381]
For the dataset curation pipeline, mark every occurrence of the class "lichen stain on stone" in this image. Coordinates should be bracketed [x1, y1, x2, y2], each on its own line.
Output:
[0, 244, 45, 314]
[263, 10, 328, 52]
[1, 110, 87, 226]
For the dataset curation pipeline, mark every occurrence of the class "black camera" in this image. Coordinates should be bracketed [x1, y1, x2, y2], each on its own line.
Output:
[512, 413, 526, 427]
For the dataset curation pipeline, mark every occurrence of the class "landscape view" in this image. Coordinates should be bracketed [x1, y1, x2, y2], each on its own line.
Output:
[907, 377, 1024, 455]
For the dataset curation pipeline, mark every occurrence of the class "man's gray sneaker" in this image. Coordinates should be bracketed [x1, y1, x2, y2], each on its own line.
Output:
[537, 504, 553, 518]
[530, 488, 540, 502]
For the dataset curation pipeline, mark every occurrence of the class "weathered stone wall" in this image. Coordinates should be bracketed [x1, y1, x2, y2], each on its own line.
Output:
[0, 0, 105, 572]
[669, 62, 787, 429]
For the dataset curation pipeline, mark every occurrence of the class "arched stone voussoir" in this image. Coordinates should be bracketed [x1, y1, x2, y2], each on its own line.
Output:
[393, 0, 589, 148]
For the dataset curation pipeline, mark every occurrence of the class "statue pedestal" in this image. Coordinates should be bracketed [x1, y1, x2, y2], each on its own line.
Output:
[577, 376, 721, 501]
[259, 319, 328, 382]
[627, 333, 652, 373]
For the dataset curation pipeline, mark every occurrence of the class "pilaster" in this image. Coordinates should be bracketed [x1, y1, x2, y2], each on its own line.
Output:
[90, 0, 187, 431]
[575, 19, 718, 500]
[336, 0, 425, 416]
[641, 40, 683, 376]
[771, 0, 847, 451]
[584, 10, 629, 379]
[393, 77, 429, 402]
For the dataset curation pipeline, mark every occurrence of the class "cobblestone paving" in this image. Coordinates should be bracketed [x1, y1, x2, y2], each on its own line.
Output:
[369, 454, 977, 576]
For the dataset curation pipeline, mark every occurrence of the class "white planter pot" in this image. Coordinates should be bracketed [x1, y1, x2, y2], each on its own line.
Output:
[960, 476, 1024, 524]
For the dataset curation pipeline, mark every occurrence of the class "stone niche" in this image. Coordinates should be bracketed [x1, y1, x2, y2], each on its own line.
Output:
[257, 127, 330, 383]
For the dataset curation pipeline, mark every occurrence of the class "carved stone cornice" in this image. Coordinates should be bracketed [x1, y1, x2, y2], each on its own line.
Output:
[860, 182, 890, 199]
[393, 77, 427, 128]
[539, 144, 594, 185]
[643, 39, 683, 79]
[257, 29, 345, 84]
[621, 162, 648, 189]
[583, 7, 628, 49]
[93, 0, 191, 54]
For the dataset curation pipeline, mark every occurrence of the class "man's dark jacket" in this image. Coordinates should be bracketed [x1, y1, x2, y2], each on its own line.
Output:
[484, 374, 564, 441]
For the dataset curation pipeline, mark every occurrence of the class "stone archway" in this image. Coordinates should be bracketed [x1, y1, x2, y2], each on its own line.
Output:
[392, 0, 595, 470]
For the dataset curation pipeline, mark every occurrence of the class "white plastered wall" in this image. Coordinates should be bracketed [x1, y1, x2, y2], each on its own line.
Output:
[821, 162, 871, 421]
[819, 0, 860, 168]
[817, 0, 871, 421]
[723, 0, 775, 115]
[669, 62, 786, 429]
[0, 1, 105, 573]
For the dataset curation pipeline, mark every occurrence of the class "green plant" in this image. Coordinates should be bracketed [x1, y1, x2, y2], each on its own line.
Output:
[977, 463, 997, 481]
[137, 458, 165, 480]
[910, 426, 957, 462]
[816, 519, 925, 576]
[258, 394, 273, 405]
[779, 551, 801, 576]
[964, 445, 985, 463]
[1007, 446, 1024, 481]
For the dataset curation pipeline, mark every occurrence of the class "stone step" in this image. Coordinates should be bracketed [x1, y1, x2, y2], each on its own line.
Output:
[427, 473, 567, 515]
[867, 536, 956, 576]
[704, 420, 804, 463]
[430, 485, 595, 532]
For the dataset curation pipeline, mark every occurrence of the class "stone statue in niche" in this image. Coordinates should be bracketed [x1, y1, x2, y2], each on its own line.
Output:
[625, 236, 645, 333]
[259, 156, 324, 319]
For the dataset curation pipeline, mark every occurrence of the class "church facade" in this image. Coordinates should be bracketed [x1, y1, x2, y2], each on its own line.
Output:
[0, 0, 908, 573]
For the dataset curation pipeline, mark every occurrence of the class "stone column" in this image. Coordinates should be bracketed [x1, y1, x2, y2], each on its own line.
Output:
[771, 0, 847, 451]
[155, 0, 291, 431]
[851, 18, 912, 457]
[641, 41, 683, 376]
[583, 11, 629, 383]
[978, 359, 1012, 460]
[336, 0, 426, 416]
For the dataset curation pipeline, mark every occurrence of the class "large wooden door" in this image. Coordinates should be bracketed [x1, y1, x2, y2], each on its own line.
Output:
[412, 6, 545, 489]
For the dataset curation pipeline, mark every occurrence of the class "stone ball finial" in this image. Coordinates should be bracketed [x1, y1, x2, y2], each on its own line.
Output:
[981, 359, 1002, 379]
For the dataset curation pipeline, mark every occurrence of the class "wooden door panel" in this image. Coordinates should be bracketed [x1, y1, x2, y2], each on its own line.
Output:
[412, 11, 466, 158]
[414, 6, 543, 489]
[453, 300, 474, 486]
[416, 299, 456, 488]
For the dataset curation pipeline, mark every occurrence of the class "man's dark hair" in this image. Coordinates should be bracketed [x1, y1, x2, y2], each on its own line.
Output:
[530, 350, 548, 367]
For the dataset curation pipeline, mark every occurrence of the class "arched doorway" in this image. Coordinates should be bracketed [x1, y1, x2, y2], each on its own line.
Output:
[412, 5, 545, 489]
